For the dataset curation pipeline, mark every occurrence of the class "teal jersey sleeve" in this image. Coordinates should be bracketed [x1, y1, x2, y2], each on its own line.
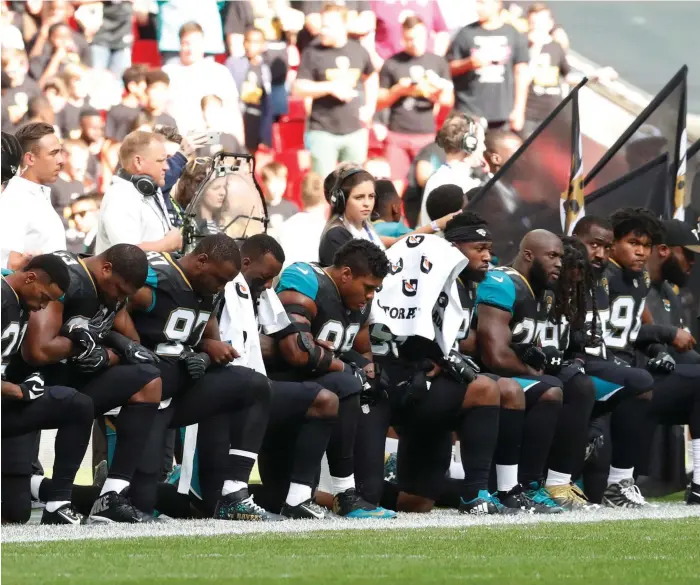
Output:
[276, 263, 319, 301]
[145, 266, 159, 288]
[1, 268, 14, 277]
[373, 221, 412, 238]
[475, 271, 516, 314]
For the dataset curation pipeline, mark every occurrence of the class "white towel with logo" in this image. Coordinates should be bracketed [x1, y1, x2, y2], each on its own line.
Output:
[370, 234, 468, 356]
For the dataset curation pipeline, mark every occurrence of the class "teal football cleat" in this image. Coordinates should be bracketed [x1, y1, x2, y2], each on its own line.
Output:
[523, 482, 565, 514]
[332, 489, 397, 519]
[459, 490, 517, 515]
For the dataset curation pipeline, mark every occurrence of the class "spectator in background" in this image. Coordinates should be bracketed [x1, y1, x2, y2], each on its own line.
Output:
[293, 3, 377, 178]
[42, 76, 67, 123]
[363, 156, 392, 180]
[79, 108, 105, 188]
[418, 112, 485, 226]
[260, 161, 299, 237]
[144, 69, 176, 130]
[425, 183, 467, 223]
[50, 138, 88, 221]
[371, 0, 450, 61]
[227, 27, 273, 153]
[293, 1, 375, 54]
[89, 0, 133, 79]
[224, 0, 255, 58]
[164, 22, 244, 142]
[58, 63, 89, 140]
[483, 128, 522, 176]
[105, 65, 148, 142]
[29, 21, 83, 87]
[278, 171, 329, 267]
[0, 122, 66, 269]
[66, 191, 99, 254]
[448, 0, 529, 131]
[1, 0, 24, 51]
[402, 140, 446, 227]
[170, 156, 212, 225]
[372, 179, 411, 238]
[199, 95, 245, 156]
[1, 49, 40, 132]
[22, 95, 55, 128]
[377, 15, 453, 193]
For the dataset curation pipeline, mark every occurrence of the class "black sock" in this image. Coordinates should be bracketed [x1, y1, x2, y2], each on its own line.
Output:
[494, 407, 524, 467]
[458, 405, 500, 501]
[155, 482, 197, 519]
[610, 398, 651, 471]
[290, 416, 334, 488]
[379, 480, 399, 511]
[195, 414, 231, 506]
[227, 392, 271, 484]
[519, 400, 561, 485]
[111, 402, 159, 482]
[547, 376, 596, 477]
[326, 395, 360, 479]
[434, 477, 463, 509]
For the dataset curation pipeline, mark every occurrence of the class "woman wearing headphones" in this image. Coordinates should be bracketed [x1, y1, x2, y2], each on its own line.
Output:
[318, 164, 458, 267]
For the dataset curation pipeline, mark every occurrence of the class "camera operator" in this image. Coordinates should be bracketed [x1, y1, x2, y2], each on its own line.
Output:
[95, 130, 182, 253]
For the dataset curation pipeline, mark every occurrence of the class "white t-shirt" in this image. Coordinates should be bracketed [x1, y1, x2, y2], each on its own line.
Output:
[163, 59, 240, 134]
[418, 162, 481, 227]
[0, 176, 66, 268]
[278, 209, 327, 268]
[95, 175, 172, 254]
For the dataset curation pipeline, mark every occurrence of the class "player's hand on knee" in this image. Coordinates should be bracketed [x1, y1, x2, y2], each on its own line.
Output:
[19, 372, 45, 401]
[104, 331, 159, 365]
[180, 351, 211, 379]
[198, 339, 238, 365]
[72, 345, 110, 373]
[512, 343, 546, 372]
[541, 346, 564, 375]
[647, 352, 676, 373]
[441, 350, 479, 385]
[61, 323, 99, 359]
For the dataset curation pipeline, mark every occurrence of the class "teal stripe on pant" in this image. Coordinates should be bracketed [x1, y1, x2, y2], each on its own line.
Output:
[590, 376, 624, 401]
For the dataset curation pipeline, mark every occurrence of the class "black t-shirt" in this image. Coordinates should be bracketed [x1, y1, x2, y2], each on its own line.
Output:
[447, 23, 528, 122]
[105, 104, 141, 141]
[379, 51, 450, 134]
[292, 1, 371, 53]
[1, 78, 41, 133]
[297, 39, 374, 135]
[58, 102, 86, 140]
[92, 1, 134, 50]
[318, 225, 353, 267]
[240, 62, 266, 150]
[526, 41, 570, 123]
[265, 41, 289, 86]
[224, 0, 255, 36]
[50, 177, 85, 218]
[152, 112, 177, 130]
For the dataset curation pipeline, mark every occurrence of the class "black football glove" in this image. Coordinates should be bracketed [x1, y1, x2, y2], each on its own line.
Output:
[359, 363, 390, 407]
[398, 359, 434, 409]
[647, 352, 676, 373]
[180, 351, 211, 379]
[85, 309, 118, 342]
[19, 372, 45, 401]
[512, 343, 547, 371]
[103, 331, 160, 365]
[61, 323, 99, 359]
[441, 350, 479, 385]
[343, 361, 373, 394]
[73, 345, 110, 373]
[541, 346, 565, 375]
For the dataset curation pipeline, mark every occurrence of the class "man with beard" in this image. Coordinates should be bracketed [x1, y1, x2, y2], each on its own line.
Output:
[445, 212, 558, 513]
[474, 229, 598, 511]
[645, 220, 699, 365]
[273, 240, 396, 518]
[603, 208, 700, 505]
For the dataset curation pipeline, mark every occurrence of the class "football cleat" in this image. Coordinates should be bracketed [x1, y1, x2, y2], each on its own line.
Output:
[41, 504, 83, 525]
[281, 499, 338, 520]
[214, 489, 283, 521]
[602, 478, 648, 509]
[87, 491, 142, 524]
[521, 482, 565, 514]
[686, 482, 700, 505]
[459, 490, 517, 515]
[497, 486, 529, 513]
[547, 483, 596, 511]
[332, 488, 396, 519]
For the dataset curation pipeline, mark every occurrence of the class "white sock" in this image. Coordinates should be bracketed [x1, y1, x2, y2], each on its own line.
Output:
[693, 439, 700, 484]
[331, 474, 355, 496]
[221, 480, 248, 496]
[385, 437, 398, 454]
[496, 464, 519, 493]
[285, 482, 312, 507]
[45, 500, 70, 513]
[100, 478, 129, 496]
[545, 470, 571, 487]
[30, 475, 45, 500]
[607, 466, 634, 486]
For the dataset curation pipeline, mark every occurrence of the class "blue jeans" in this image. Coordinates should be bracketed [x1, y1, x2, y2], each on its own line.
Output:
[91, 45, 131, 81]
[305, 128, 369, 179]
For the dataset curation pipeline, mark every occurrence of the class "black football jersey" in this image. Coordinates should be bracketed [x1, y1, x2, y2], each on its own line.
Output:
[602, 259, 648, 364]
[582, 276, 612, 360]
[455, 277, 476, 343]
[1, 278, 28, 364]
[131, 252, 220, 360]
[646, 281, 686, 330]
[276, 262, 371, 356]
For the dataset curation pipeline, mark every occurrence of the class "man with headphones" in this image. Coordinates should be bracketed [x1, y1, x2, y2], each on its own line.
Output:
[417, 112, 486, 227]
[96, 131, 183, 254]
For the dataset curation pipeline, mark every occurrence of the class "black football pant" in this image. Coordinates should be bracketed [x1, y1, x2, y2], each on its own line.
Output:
[1, 388, 93, 524]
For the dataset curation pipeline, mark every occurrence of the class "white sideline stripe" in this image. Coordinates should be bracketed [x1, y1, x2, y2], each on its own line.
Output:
[4, 504, 700, 544]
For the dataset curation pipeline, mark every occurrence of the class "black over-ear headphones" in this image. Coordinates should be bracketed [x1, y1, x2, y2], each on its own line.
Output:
[329, 167, 363, 214]
[117, 168, 158, 197]
[462, 117, 479, 154]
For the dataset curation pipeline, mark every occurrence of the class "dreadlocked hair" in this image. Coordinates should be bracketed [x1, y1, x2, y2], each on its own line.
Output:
[555, 236, 593, 336]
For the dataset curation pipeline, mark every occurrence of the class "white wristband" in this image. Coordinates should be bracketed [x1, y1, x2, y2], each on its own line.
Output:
[430, 220, 440, 233]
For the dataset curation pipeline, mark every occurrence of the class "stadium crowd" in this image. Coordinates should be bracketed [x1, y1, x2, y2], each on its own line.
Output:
[1, 0, 699, 527]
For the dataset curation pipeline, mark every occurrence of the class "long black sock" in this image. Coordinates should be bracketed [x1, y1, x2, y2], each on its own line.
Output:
[494, 408, 524, 466]
[228, 393, 270, 485]
[547, 376, 596, 477]
[48, 395, 93, 502]
[38, 480, 100, 515]
[290, 416, 334, 488]
[458, 405, 499, 501]
[326, 395, 360, 480]
[610, 397, 651, 471]
[519, 400, 561, 485]
[379, 480, 400, 511]
[111, 403, 159, 482]
[434, 477, 463, 509]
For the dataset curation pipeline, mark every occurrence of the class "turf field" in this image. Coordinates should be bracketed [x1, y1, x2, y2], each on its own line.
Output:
[3, 506, 700, 585]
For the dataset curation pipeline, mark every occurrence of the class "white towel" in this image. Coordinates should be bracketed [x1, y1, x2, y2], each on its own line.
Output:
[218, 272, 290, 375]
[370, 234, 468, 356]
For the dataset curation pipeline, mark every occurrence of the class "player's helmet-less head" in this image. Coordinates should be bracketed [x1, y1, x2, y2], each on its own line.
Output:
[96, 244, 149, 306]
[332, 240, 389, 311]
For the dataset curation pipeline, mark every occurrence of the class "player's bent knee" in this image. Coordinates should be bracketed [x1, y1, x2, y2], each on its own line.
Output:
[463, 375, 500, 407]
[636, 390, 652, 401]
[540, 386, 563, 403]
[308, 388, 339, 419]
[567, 375, 596, 401]
[129, 377, 162, 404]
[498, 378, 525, 409]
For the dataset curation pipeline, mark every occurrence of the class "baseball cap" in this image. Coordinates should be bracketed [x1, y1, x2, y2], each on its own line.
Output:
[662, 219, 700, 253]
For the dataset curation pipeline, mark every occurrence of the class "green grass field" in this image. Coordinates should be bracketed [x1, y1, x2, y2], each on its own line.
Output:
[3, 518, 699, 585]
